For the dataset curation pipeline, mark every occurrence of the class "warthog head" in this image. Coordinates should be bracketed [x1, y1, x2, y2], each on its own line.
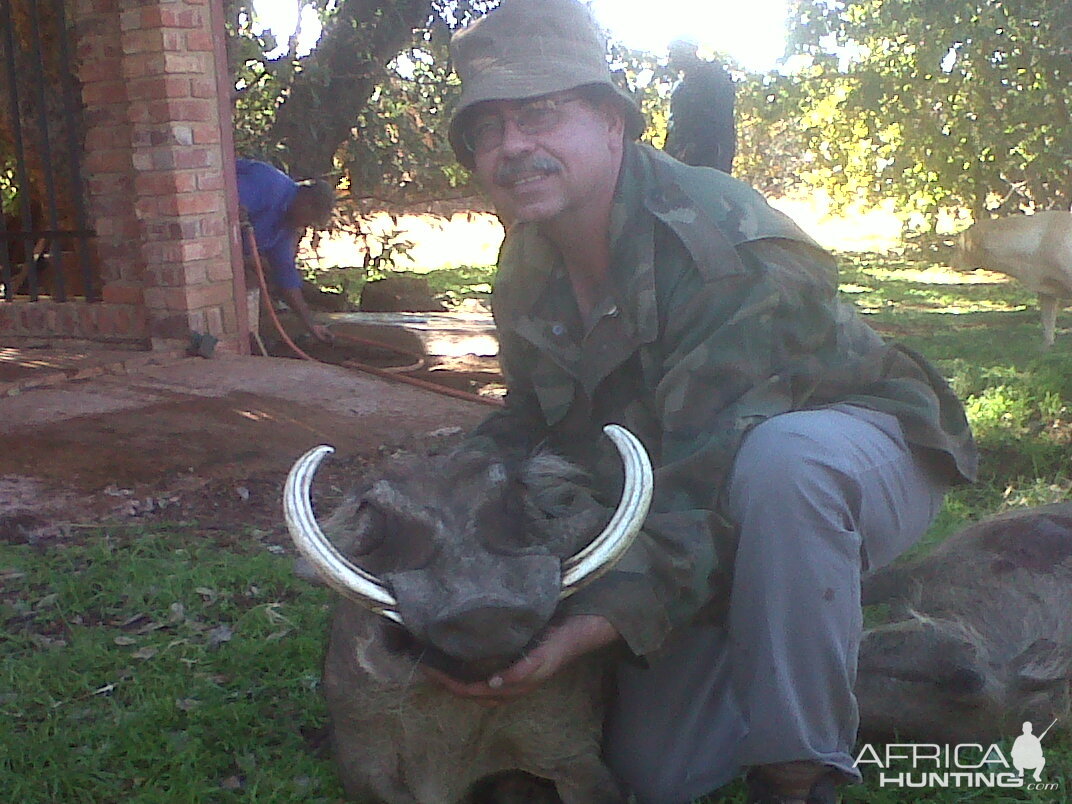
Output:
[857, 503, 1072, 743]
[285, 425, 652, 680]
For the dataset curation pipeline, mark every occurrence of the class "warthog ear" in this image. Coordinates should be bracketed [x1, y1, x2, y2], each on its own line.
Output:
[1013, 638, 1072, 691]
[935, 664, 987, 695]
[519, 452, 607, 552]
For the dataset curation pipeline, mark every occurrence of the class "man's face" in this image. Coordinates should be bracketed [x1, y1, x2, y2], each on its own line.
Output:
[465, 91, 625, 226]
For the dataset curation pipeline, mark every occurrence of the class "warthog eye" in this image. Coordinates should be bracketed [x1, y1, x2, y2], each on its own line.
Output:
[936, 666, 986, 696]
[471, 491, 541, 555]
[348, 501, 388, 555]
[349, 499, 437, 571]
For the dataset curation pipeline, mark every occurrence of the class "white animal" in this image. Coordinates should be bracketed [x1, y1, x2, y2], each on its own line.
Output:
[951, 210, 1072, 347]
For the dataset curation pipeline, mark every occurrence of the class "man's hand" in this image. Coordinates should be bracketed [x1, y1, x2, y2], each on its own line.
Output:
[425, 614, 619, 703]
[308, 322, 334, 343]
[279, 286, 334, 344]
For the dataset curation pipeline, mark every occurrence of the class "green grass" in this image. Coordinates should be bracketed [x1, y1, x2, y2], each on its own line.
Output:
[303, 263, 499, 309]
[840, 254, 1072, 523]
[4, 250, 1072, 802]
[0, 528, 344, 802]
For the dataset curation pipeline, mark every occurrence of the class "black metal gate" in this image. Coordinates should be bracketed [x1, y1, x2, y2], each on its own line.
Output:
[0, 0, 96, 302]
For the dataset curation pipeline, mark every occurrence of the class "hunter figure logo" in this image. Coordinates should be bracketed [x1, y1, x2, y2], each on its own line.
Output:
[854, 718, 1059, 792]
[1011, 719, 1055, 782]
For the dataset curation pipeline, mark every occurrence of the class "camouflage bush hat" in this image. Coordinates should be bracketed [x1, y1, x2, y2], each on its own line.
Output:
[448, 0, 646, 168]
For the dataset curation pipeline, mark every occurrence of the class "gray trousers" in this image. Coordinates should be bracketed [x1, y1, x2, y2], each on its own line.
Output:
[603, 405, 948, 804]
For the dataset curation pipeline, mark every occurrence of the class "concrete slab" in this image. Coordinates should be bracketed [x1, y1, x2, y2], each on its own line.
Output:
[326, 311, 498, 358]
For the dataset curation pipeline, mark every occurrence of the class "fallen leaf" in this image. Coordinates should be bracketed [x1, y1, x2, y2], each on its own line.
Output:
[219, 775, 244, 791]
[29, 633, 67, 649]
[114, 613, 151, 630]
[206, 624, 234, 649]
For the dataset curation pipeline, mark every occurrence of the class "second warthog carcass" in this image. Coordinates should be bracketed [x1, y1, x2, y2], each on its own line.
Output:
[857, 502, 1072, 743]
[284, 425, 651, 804]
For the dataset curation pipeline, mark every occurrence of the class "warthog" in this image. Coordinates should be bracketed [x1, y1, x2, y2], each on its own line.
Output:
[284, 425, 651, 803]
[857, 502, 1072, 743]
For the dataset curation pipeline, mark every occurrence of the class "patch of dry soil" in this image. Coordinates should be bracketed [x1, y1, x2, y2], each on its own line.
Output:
[0, 355, 489, 544]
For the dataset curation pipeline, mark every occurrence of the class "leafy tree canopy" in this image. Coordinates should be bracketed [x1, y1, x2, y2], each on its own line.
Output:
[226, 0, 1072, 228]
[782, 0, 1072, 222]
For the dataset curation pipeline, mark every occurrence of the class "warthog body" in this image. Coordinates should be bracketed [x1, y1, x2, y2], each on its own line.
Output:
[857, 503, 1072, 743]
[323, 595, 615, 803]
[286, 429, 650, 803]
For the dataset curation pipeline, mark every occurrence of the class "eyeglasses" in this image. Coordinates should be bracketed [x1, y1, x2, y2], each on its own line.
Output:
[462, 94, 587, 155]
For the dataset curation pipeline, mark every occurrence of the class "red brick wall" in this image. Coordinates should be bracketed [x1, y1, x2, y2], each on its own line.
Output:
[2, 0, 248, 354]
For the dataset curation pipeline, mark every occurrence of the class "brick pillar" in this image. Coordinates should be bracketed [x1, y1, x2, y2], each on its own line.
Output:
[76, 0, 151, 345]
[74, 0, 245, 353]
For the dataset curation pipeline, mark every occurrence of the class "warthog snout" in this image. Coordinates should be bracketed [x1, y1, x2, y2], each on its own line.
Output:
[386, 553, 561, 671]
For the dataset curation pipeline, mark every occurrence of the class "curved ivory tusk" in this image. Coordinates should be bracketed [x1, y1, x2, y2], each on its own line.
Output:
[284, 445, 401, 622]
[560, 424, 653, 597]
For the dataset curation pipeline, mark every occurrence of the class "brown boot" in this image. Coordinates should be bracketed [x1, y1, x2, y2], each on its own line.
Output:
[746, 762, 840, 804]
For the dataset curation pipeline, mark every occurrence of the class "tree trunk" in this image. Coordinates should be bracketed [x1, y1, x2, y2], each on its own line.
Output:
[268, 0, 432, 180]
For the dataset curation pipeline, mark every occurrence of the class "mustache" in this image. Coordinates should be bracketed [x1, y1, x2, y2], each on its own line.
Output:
[494, 155, 562, 187]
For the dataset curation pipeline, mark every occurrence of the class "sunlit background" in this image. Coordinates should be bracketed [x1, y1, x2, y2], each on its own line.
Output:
[251, 0, 791, 73]
[590, 0, 788, 71]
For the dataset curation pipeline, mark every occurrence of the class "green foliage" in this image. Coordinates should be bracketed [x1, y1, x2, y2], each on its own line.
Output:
[838, 252, 1072, 519]
[734, 69, 826, 199]
[299, 220, 417, 300]
[607, 41, 677, 150]
[0, 159, 26, 213]
[338, 28, 468, 202]
[782, 0, 1072, 220]
[228, 0, 470, 190]
[419, 262, 496, 306]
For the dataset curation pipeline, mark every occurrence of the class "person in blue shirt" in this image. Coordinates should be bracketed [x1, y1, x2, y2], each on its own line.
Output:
[236, 158, 335, 343]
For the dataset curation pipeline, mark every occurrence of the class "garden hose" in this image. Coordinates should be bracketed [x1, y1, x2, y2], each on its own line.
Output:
[240, 222, 503, 409]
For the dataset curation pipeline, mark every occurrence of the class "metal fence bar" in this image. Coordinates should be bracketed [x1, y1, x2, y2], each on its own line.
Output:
[0, 0, 38, 302]
[0, 0, 96, 304]
[26, 0, 64, 301]
[52, 0, 95, 300]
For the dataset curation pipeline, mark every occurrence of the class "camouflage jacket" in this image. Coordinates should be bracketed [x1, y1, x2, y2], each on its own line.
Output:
[470, 143, 977, 657]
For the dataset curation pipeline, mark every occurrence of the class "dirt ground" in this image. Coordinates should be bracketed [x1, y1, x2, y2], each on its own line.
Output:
[0, 350, 491, 546]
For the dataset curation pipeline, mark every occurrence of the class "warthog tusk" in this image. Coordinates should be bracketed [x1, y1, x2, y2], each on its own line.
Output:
[560, 424, 653, 597]
[284, 445, 401, 622]
[285, 425, 653, 618]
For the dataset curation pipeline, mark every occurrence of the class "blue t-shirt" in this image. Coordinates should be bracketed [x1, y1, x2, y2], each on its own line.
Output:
[236, 158, 302, 289]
